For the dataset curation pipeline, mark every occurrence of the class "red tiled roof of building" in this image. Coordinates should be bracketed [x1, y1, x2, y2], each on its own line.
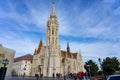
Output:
[72, 53, 77, 58]
[61, 50, 77, 59]
[14, 54, 33, 62]
[61, 50, 66, 57]
[37, 40, 43, 54]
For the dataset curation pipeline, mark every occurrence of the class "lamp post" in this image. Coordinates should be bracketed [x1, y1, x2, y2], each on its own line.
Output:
[98, 58, 104, 79]
[1, 58, 9, 80]
[2, 58, 9, 67]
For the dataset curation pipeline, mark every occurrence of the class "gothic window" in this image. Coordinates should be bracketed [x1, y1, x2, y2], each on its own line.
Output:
[52, 37, 54, 44]
[67, 65, 71, 74]
[55, 38, 57, 45]
[56, 29, 57, 35]
[74, 61, 76, 70]
[52, 29, 54, 35]
[41, 58, 44, 65]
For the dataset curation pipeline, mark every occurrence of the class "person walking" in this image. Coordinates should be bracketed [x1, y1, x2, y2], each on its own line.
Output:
[35, 74, 39, 80]
[74, 73, 77, 80]
[77, 72, 82, 80]
[64, 73, 66, 80]
[53, 73, 55, 80]
[81, 72, 85, 80]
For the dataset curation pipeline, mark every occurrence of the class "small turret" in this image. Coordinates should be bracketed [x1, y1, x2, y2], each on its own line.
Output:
[67, 42, 70, 53]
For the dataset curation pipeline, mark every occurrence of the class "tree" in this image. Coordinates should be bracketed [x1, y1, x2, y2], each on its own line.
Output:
[85, 60, 99, 77]
[102, 57, 120, 75]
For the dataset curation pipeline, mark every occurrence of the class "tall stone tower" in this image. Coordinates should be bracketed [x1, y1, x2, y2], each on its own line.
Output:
[46, 2, 61, 76]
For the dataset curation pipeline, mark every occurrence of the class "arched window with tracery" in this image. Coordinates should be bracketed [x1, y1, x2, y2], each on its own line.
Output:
[41, 58, 44, 65]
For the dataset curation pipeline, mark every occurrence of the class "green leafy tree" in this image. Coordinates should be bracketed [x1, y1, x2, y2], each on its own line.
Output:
[85, 60, 99, 76]
[102, 57, 120, 75]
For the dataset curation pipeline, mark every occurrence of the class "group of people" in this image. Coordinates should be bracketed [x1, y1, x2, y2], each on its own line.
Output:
[53, 73, 62, 80]
[35, 72, 85, 80]
[63, 72, 85, 80]
[52, 72, 85, 80]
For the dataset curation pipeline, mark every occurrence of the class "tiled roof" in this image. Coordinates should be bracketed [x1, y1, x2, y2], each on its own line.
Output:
[14, 54, 33, 62]
[72, 53, 77, 58]
[34, 40, 43, 55]
[61, 50, 77, 59]
[61, 50, 66, 57]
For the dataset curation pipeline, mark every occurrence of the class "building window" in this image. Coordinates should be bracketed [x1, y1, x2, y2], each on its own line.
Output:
[52, 37, 54, 44]
[52, 29, 54, 35]
[41, 58, 44, 65]
[74, 61, 76, 70]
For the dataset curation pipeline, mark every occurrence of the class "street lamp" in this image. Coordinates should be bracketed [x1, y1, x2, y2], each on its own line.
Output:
[1, 58, 9, 80]
[98, 58, 104, 78]
[2, 58, 9, 67]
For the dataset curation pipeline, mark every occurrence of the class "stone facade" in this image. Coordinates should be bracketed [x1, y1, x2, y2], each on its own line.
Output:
[12, 54, 33, 76]
[0, 44, 15, 76]
[31, 2, 85, 77]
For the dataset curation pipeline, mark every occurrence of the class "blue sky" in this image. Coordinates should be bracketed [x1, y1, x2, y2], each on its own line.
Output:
[0, 0, 120, 63]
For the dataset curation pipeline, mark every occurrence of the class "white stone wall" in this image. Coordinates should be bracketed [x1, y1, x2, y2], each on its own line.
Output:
[31, 49, 85, 77]
[13, 60, 32, 76]
[0, 44, 15, 77]
[4, 47, 15, 77]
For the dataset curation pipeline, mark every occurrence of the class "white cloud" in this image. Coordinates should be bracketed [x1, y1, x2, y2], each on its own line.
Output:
[60, 40, 120, 58]
[0, 34, 38, 57]
[0, 0, 120, 61]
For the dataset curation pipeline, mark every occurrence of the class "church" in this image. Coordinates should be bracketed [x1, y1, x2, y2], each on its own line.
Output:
[31, 2, 85, 77]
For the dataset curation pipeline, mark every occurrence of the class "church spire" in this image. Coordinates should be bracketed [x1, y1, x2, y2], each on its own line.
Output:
[67, 42, 70, 53]
[51, 0, 56, 16]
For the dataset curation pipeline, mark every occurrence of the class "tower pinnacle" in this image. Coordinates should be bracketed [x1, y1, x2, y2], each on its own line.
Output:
[51, 0, 56, 16]
[67, 42, 70, 52]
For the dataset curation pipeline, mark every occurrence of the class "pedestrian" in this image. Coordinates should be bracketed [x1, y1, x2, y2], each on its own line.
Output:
[53, 73, 55, 80]
[23, 73, 25, 78]
[81, 72, 85, 80]
[58, 73, 60, 80]
[77, 72, 82, 80]
[35, 74, 39, 80]
[64, 73, 66, 80]
[22, 73, 25, 80]
[74, 73, 77, 80]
